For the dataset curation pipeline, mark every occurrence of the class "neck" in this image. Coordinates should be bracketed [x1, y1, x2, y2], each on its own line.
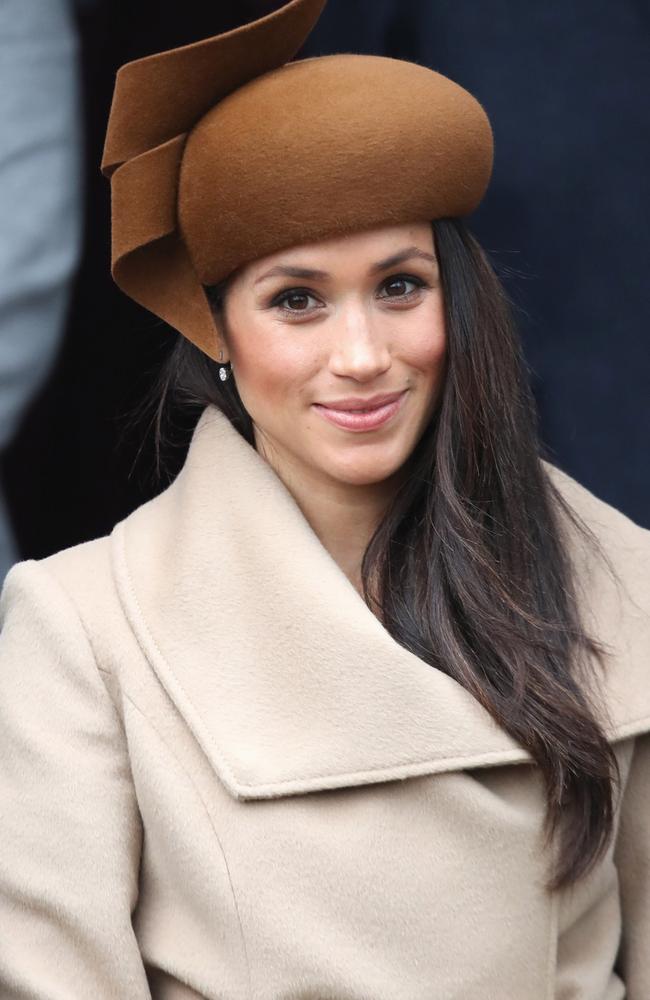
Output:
[253, 429, 403, 609]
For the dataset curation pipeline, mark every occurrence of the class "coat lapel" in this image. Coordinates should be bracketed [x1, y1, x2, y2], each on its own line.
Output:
[110, 405, 650, 801]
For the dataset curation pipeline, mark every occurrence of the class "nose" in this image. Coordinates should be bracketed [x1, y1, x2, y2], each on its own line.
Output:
[328, 299, 391, 380]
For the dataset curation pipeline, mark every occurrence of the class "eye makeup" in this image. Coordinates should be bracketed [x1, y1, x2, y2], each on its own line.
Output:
[268, 273, 431, 318]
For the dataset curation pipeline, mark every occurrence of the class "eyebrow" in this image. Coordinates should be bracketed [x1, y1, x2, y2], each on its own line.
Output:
[253, 246, 437, 286]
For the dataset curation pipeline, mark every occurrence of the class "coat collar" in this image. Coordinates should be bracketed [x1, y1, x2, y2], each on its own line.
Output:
[110, 405, 650, 800]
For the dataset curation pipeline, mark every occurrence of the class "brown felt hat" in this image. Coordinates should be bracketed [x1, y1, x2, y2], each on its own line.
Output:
[101, 0, 494, 362]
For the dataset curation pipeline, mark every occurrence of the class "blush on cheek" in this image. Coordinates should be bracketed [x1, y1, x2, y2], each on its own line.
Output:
[409, 327, 446, 374]
[407, 295, 446, 364]
[234, 357, 302, 425]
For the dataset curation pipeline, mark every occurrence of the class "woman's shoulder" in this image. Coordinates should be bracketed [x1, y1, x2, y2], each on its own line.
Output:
[542, 458, 649, 540]
[542, 459, 650, 741]
[1, 533, 111, 610]
[541, 457, 649, 631]
[0, 516, 149, 718]
[2, 470, 175, 613]
[0, 496, 151, 653]
[0, 533, 119, 688]
[542, 458, 650, 583]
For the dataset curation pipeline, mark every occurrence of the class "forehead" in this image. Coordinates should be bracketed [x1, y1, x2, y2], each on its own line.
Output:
[242, 220, 435, 281]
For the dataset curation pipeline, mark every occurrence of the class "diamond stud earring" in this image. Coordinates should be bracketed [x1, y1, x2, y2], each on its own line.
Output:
[217, 349, 231, 382]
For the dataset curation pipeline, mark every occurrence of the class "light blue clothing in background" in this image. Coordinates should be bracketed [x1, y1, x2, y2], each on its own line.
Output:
[0, 0, 84, 583]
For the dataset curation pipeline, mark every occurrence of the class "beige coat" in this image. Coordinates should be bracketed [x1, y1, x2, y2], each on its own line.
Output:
[1, 404, 649, 999]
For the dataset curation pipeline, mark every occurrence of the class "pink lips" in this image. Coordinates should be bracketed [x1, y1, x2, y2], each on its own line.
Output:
[312, 391, 408, 431]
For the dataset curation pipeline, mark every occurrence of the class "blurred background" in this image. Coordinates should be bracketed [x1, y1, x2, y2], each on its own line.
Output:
[1, 0, 648, 586]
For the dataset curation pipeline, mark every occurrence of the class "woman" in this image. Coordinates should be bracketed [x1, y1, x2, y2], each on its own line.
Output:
[1, 0, 649, 996]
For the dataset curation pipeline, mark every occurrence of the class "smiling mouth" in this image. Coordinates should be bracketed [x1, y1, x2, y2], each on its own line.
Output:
[317, 391, 405, 412]
[312, 391, 408, 431]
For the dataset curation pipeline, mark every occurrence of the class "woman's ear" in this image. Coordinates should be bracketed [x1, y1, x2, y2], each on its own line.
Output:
[203, 283, 231, 364]
[206, 314, 230, 365]
[216, 307, 232, 366]
[213, 323, 230, 365]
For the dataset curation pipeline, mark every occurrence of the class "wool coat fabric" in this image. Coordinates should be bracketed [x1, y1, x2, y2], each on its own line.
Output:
[1, 404, 649, 999]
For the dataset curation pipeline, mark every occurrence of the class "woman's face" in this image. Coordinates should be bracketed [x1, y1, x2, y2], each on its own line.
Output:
[219, 220, 446, 489]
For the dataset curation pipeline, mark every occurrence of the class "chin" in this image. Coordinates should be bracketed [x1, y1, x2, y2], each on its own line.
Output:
[323, 453, 408, 488]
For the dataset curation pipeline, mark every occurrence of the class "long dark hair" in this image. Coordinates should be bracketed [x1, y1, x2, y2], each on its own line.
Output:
[129, 217, 620, 893]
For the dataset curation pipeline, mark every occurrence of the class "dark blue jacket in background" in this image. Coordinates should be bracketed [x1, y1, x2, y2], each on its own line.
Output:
[300, 0, 650, 526]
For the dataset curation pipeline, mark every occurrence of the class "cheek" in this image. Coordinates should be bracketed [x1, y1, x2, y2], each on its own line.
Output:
[400, 296, 447, 372]
[229, 325, 316, 410]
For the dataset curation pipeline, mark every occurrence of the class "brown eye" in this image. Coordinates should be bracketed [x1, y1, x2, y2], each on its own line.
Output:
[385, 279, 409, 296]
[284, 292, 310, 310]
[379, 274, 426, 299]
[272, 287, 320, 313]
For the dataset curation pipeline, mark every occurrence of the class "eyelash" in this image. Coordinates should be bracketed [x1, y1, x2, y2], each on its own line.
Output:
[270, 273, 430, 317]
